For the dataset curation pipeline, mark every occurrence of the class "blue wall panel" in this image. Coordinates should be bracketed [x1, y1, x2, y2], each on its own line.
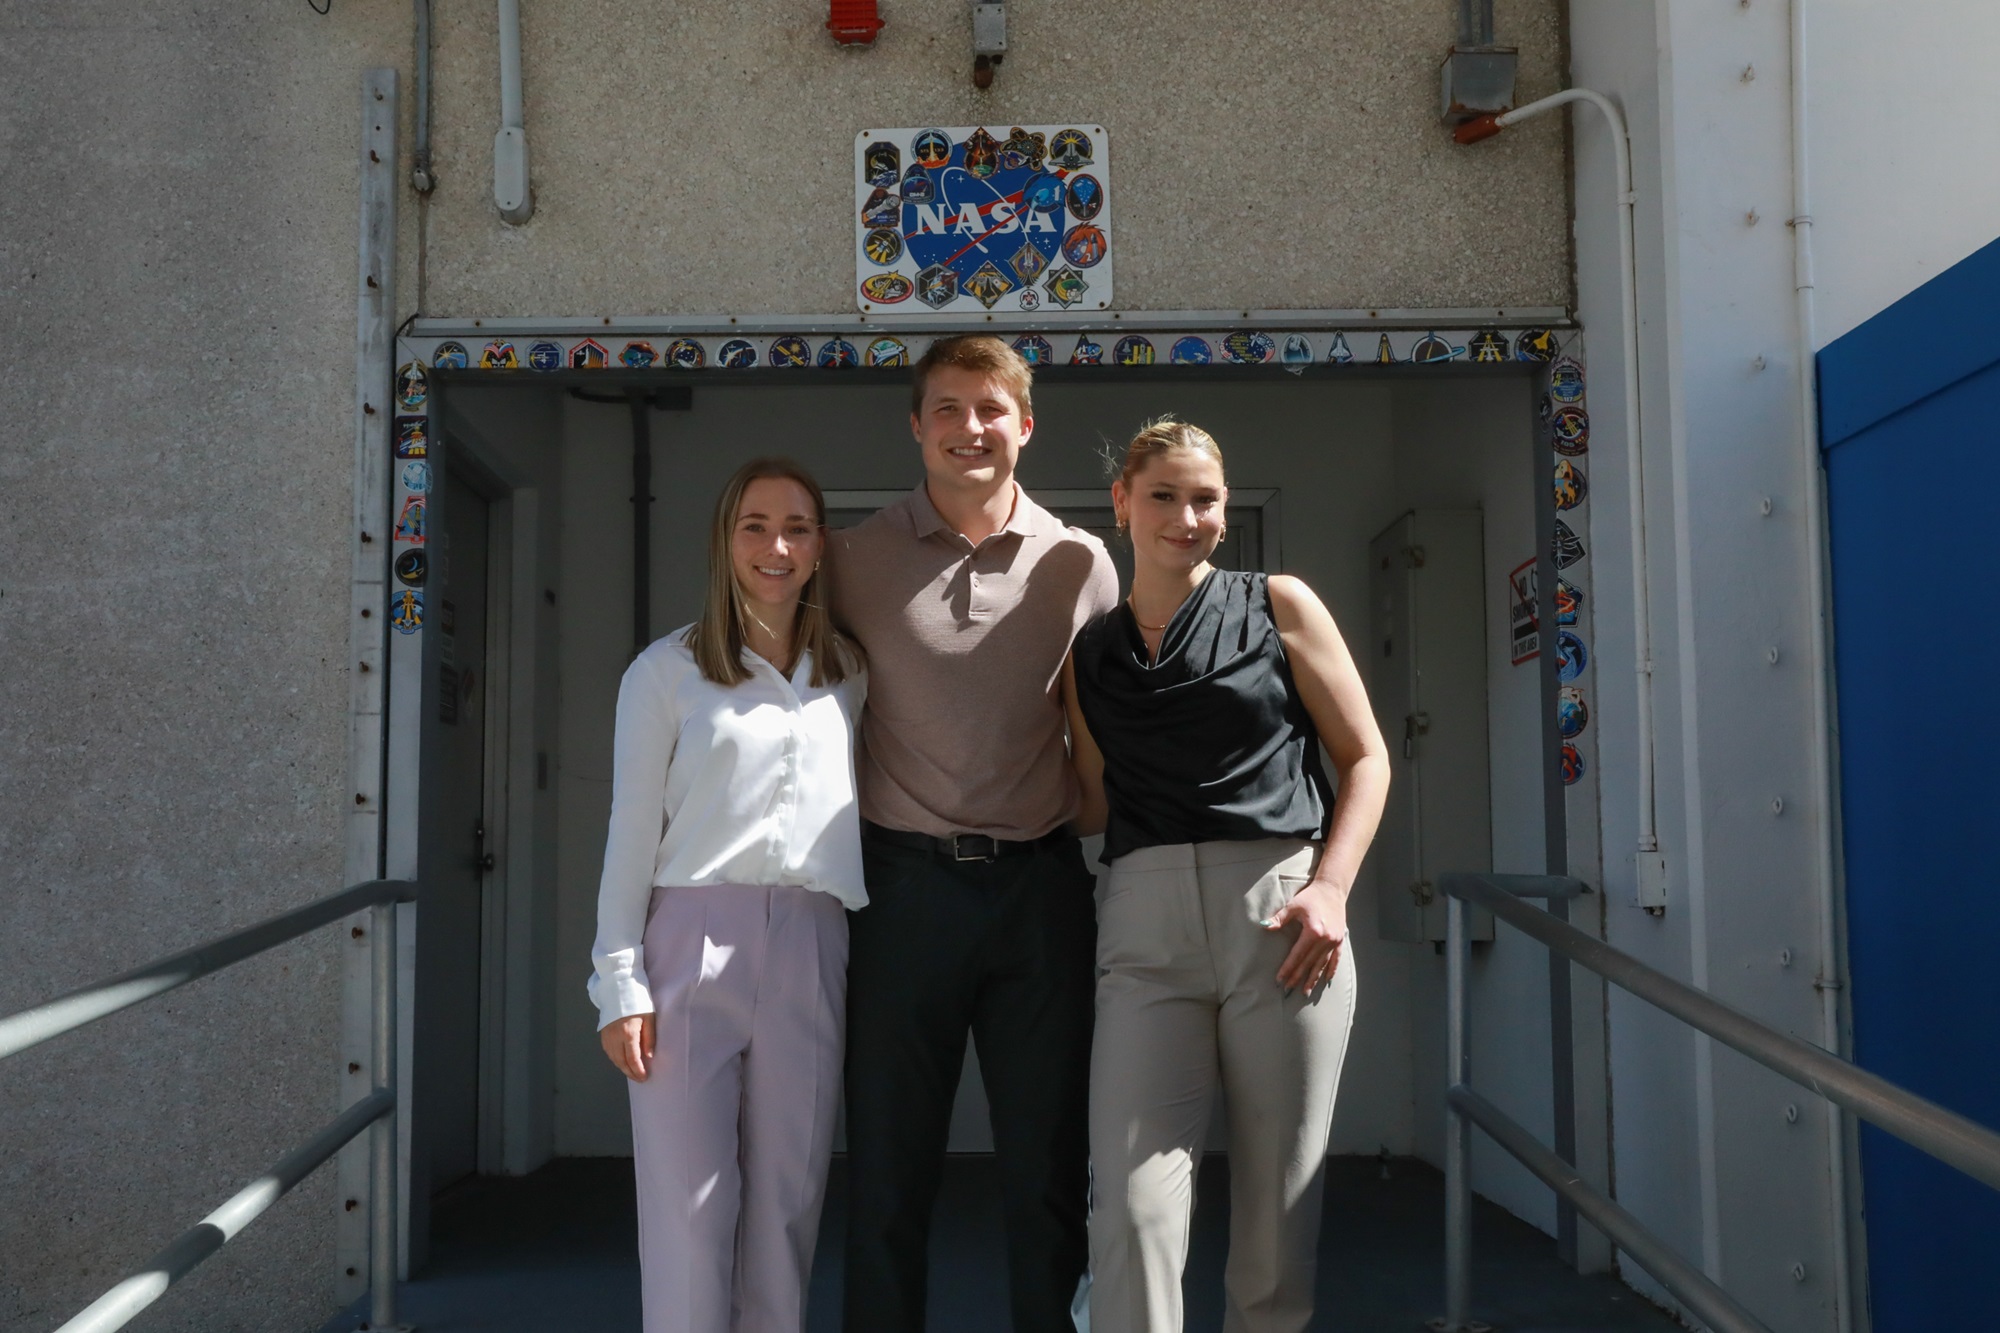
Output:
[1821, 237, 2000, 1329]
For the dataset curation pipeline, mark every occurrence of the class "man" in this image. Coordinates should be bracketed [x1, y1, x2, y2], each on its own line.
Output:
[830, 335, 1118, 1331]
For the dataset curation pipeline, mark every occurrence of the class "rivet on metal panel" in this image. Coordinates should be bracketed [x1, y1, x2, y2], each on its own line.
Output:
[1772, 796, 1785, 815]
[1792, 1263, 1807, 1281]
[1767, 646, 1781, 665]
[1759, 495, 1774, 515]
[1786, 1103, 1800, 1123]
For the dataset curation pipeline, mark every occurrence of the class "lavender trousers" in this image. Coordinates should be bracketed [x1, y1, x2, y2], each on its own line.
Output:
[628, 883, 849, 1333]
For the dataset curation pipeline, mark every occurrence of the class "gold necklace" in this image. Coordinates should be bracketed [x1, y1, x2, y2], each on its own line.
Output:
[1126, 596, 1170, 632]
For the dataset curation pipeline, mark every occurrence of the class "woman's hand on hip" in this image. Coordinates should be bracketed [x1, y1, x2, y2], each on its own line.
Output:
[602, 1013, 656, 1082]
[1265, 881, 1349, 995]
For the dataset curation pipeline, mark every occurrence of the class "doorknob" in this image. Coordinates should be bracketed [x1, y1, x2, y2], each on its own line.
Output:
[1403, 712, 1430, 759]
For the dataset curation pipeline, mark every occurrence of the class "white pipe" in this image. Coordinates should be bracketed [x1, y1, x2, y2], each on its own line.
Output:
[1495, 89, 1661, 868]
[493, 0, 533, 223]
[1788, 3, 1856, 1329]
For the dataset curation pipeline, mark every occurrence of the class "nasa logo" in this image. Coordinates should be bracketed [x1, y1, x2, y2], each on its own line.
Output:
[1069, 337, 1104, 365]
[1010, 334, 1054, 366]
[391, 588, 424, 635]
[1044, 266, 1089, 309]
[1222, 331, 1276, 365]
[394, 548, 427, 588]
[1113, 335, 1155, 366]
[1066, 174, 1104, 221]
[861, 272, 914, 305]
[864, 140, 901, 189]
[1325, 332, 1355, 364]
[569, 339, 609, 369]
[866, 337, 909, 368]
[400, 460, 430, 495]
[394, 416, 428, 459]
[665, 339, 706, 370]
[817, 338, 860, 368]
[1551, 406, 1590, 456]
[1281, 335, 1313, 365]
[1514, 328, 1558, 362]
[395, 362, 428, 410]
[431, 341, 469, 370]
[1169, 336, 1212, 365]
[1048, 128, 1093, 171]
[528, 341, 563, 371]
[1549, 357, 1586, 404]
[768, 336, 813, 368]
[1061, 224, 1108, 268]
[717, 339, 758, 368]
[864, 228, 904, 266]
[480, 340, 519, 370]
[620, 341, 658, 369]
[1553, 457, 1587, 511]
[1467, 330, 1509, 363]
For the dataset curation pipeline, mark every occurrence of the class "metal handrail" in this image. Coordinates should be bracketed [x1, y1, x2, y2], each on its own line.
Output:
[0, 878, 413, 1061]
[0, 879, 416, 1333]
[1433, 871, 2000, 1333]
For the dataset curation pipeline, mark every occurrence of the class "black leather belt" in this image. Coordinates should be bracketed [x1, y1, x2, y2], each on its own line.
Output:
[862, 820, 1071, 863]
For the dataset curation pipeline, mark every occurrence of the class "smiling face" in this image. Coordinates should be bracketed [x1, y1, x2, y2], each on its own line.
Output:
[910, 363, 1034, 499]
[1113, 447, 1229, 576]
[729, 475, 825, 619]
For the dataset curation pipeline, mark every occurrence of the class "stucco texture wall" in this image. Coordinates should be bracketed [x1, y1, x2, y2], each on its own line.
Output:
[0, 3, 409, 1330]
[418, 0, 1572, 317]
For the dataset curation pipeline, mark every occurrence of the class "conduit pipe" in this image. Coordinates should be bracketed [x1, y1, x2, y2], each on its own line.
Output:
[493, 0, 533, 223]
[411, 0, 434, 192]
[1459, 90, 1663, 894]
[1788, 3, 1855, 1328]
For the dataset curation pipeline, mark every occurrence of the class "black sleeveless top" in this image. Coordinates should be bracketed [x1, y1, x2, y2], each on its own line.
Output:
[1072, 569, 1333, 862]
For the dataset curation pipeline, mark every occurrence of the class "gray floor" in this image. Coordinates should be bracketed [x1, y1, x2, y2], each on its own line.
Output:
[323, 1155, 1681, 1331]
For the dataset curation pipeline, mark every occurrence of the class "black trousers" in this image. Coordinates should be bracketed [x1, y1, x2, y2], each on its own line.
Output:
[842, 827, 1098, 1333]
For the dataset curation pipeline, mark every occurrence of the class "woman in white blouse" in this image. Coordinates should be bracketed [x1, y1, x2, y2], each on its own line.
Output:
[588, 457, 867, 1333]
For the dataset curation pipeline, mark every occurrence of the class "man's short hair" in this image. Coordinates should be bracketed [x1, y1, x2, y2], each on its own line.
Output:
[909, 334, 1034, 420]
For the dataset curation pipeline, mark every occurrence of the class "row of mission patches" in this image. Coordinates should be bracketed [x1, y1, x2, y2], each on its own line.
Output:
[1542, 346, 1594, 788]
[405, 326, 1560, 374]
[379, 330, 1585, 671]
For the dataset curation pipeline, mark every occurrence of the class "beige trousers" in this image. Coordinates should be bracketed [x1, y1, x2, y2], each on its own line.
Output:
[1087, 839, 1359, 1333]
[628, 883, 848, 1333]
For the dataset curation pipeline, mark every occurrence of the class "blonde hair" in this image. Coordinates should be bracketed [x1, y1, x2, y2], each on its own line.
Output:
[685, 457, 856, 688]
[910, 334, 1035, 419]
[1114, 415, 1226, 490]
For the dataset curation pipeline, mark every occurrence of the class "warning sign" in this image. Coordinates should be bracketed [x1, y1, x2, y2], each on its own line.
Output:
[1509, 558, 1539, 665]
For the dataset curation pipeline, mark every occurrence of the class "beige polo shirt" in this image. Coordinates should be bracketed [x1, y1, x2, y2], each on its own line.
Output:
[829, 483, 1119, 840]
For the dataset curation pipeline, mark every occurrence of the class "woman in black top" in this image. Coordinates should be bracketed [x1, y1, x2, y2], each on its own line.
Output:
[1062, 418, 1390, 1333]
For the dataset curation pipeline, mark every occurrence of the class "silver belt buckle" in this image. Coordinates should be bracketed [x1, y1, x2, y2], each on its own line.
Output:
[952, 834, 997, 862]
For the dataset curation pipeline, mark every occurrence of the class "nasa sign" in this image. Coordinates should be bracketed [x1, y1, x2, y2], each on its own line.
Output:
[854, 124, 1113, 317]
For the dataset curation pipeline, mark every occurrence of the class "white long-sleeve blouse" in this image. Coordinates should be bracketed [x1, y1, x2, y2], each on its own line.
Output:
[587, 626, 867, 1030]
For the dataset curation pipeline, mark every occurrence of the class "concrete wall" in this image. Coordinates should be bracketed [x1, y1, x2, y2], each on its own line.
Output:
[415, 0, 1572, 316]
[1806, 1, 2000, 345]
[0, 3, 411, 1329]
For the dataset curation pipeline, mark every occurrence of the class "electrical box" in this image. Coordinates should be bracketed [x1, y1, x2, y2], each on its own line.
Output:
[1369, 511, 1494, 943]
[1440, 46, 1518, 124]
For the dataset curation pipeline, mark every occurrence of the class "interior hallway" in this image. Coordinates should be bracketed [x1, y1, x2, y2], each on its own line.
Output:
[321, 1155, 1678, 1332]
